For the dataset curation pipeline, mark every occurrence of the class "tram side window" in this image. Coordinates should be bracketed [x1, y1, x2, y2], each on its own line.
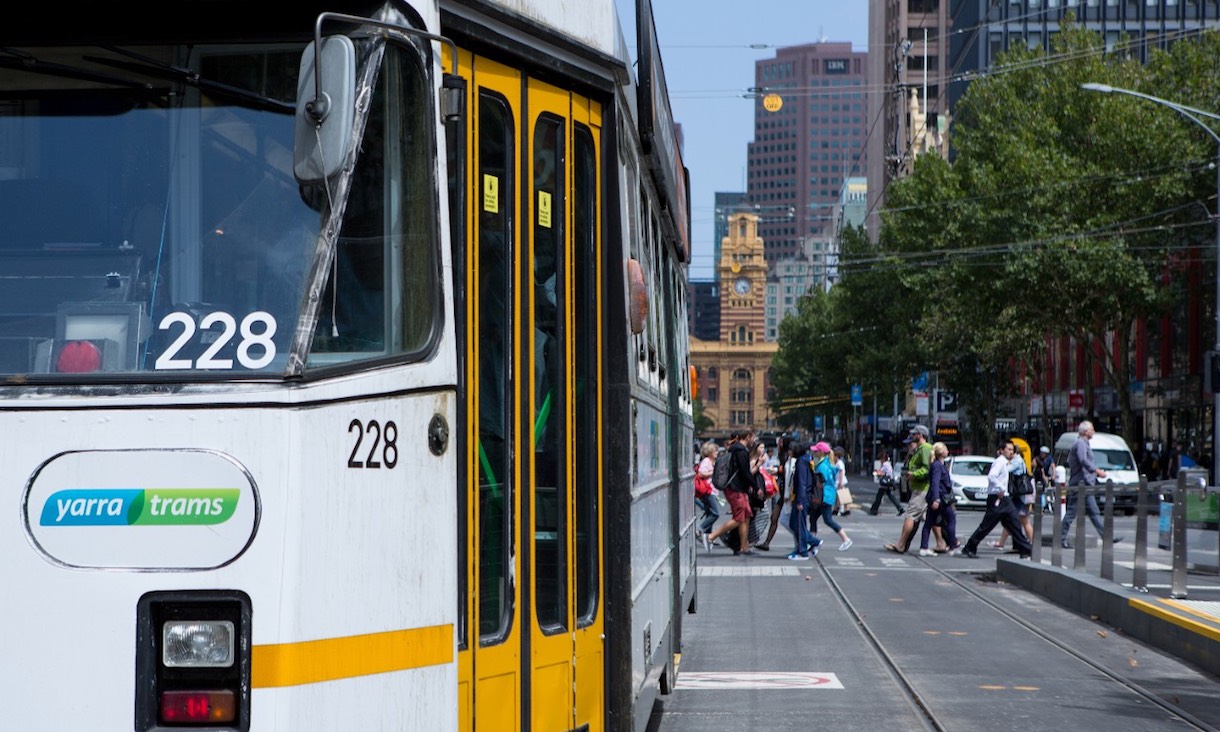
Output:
[573, 124, 599, 625]
[478, 91, 514, 644]
[533, 114, 567, 633]
[310, 43, 439, 365]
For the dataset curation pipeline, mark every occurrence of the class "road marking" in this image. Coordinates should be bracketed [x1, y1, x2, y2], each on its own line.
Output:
[1115, 561, 1173, 571]
[675, 671, 844, 690]
[698, 566, 802, 577]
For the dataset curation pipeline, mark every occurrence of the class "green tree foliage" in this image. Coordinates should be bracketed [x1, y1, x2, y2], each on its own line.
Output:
[770, 18, 1220, 447]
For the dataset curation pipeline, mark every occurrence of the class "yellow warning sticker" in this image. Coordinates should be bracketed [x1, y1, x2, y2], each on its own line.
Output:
[483, 174, 499, 214]
[538, 190, 552, 228]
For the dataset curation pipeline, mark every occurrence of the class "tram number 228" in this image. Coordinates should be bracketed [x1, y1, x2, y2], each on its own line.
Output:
[348, 419, 399, 469]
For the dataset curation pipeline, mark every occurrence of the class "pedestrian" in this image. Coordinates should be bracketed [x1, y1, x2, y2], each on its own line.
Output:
[756, 435, 792, 552]
[993, 446, 1034, 550]
[694, 441, 720, 550]
[959, 439, 1033, 559]
[1060, 420, 1123, 548]
[1032, 445, 1055, 513]
[919, 441, 960, 556]
[786, 440, 822, 560]
[747, 441, 775, 546]
[884, 425, 933, 553]
[830, 446, 852, 516]
[811, 442, 853, 551]
[707, 430, 757, 555]
[869, 453, 903, 515]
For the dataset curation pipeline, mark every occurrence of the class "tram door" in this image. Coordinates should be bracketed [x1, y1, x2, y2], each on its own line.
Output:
[456, 53, 523, 732]
[526, 78, 604, 732]
[455, 52, 603, 732]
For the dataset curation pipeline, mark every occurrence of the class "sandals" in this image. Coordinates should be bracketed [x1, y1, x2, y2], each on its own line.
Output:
[884, 543, 906, 554]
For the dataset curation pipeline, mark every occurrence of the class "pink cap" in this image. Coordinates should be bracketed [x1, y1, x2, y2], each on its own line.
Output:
[812, 441, 832, 454]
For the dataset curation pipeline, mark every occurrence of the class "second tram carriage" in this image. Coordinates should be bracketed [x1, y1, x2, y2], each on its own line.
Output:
[1, 1, 695, 730]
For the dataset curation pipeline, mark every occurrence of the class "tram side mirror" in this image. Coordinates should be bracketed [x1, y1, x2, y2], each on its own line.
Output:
[294, 35, 357, 183]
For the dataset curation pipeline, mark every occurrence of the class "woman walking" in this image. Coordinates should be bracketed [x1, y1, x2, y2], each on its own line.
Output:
[810, 442, 853, 551]
[919, 442, 960, 556]
[694, 441, 720, 550]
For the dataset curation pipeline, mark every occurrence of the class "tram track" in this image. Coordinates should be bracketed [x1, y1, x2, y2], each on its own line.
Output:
[813, 554, 1219, 732]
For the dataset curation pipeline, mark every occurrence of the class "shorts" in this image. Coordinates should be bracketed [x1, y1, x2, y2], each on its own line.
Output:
[725, 489, 754, 523]
[903, 490, 928, 521]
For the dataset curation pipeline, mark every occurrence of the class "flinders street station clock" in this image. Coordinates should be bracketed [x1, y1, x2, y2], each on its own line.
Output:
[733, 277, 750, 295]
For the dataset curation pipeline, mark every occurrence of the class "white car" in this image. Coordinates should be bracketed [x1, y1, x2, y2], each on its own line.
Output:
[946, 455, 993, 509]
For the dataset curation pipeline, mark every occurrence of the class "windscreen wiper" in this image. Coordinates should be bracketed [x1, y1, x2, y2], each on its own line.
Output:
[86, 46, 294, 115]
[0, 47, 156, 90]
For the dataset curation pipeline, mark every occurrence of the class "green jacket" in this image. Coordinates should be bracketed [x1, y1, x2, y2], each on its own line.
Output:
[907, 442, 934, 493]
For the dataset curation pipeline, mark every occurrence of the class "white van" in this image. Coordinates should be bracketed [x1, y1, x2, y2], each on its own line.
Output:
[1053, 431, 1140, 513]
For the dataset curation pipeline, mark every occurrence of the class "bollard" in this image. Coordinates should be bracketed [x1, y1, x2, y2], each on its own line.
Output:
[1031, 482, 1043, 563]
[1132, 475, 1149, 593]
[1101, 479, 1115, 581]
[1074, 485, 1087, 570]
[1170, 471, 1191, 599]
[1050, 483, 1063, 567]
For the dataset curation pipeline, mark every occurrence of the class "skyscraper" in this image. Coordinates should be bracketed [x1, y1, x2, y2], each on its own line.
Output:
[747, 42, 869, 263]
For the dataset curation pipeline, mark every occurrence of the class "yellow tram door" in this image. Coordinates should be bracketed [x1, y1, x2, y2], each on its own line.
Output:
[526, 77, 605, 732]
[456, 51, 525, 732]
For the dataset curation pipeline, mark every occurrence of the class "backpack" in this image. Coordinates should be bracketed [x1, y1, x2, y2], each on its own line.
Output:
[711, 450, 736, 491]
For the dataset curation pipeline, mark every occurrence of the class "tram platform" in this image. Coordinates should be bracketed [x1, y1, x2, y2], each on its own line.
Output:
[651, 476, 1220, 732]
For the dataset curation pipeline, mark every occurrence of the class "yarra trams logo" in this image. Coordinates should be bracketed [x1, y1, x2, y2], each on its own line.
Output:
[40, 489, 240, 526]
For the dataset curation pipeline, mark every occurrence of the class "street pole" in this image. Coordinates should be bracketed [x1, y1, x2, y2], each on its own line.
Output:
[1081, 83, 1220, 486]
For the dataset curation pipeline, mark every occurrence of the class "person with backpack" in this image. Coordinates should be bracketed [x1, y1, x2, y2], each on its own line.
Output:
[707, 430, 757, 555]
[810, 442, 853, 551]
[959, 439, 1033, 559]
[885, 425, 933, 553]
[786, 440, 822, 560]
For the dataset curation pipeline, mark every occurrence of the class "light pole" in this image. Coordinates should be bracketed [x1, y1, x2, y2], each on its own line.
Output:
[1081, 83, 1220, 485]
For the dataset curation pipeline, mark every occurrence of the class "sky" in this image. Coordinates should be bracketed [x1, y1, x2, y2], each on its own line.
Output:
[614, 1, 869, 279]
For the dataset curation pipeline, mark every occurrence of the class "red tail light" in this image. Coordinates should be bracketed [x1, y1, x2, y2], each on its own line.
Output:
[161, 690, 236, 723]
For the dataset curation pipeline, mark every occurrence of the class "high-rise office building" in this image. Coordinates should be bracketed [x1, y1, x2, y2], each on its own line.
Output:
[949, 2, 1220, 115]
[866, 0, 951, 242]
[747, 42, 869, 263]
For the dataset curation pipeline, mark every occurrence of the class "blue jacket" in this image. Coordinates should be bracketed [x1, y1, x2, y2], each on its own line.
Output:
[814, 457, 837, 506]
[793, 454, 815, 507]
[928, 459, 951, 504]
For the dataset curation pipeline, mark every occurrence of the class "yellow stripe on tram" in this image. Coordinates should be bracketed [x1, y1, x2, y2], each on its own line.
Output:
[252, 624, 454, 688]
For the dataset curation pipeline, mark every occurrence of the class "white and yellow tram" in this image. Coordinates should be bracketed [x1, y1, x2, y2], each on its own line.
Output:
[1, 1, 694, 730]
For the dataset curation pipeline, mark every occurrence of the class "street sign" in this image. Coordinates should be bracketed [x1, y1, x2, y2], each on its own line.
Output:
[851, 384, 862, 407]
[1068, 390, 1084, 410]
[935, 390, 957, 413]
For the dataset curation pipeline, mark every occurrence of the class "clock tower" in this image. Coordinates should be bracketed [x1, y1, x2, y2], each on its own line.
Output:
[719, 212, 766, 345]
[690, 211, 777, 438]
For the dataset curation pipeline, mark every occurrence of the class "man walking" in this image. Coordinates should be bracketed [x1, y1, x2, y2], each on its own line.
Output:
[884, 425, 932, 553]
[960, 439, 1033, 559]
[707, 430, 757, 555]
[1060, 420, 1122, 548]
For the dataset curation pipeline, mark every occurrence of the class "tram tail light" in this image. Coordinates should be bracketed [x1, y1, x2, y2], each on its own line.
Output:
[136, 592, 251, 732]
[160, 690, 236, 723]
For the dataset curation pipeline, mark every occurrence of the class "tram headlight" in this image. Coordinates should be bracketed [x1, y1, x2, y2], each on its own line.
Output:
[163, 620, 235, 668]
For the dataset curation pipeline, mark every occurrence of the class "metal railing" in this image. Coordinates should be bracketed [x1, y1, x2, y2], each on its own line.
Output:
[1030, 468, 1212, 599]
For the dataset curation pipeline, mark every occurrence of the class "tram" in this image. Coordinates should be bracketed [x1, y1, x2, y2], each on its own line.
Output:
[0, 1, 695, 730]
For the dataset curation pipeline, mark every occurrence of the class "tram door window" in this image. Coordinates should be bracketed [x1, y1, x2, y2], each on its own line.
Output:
[477, 92, 514, 643]
[532, 112, 567, 634]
